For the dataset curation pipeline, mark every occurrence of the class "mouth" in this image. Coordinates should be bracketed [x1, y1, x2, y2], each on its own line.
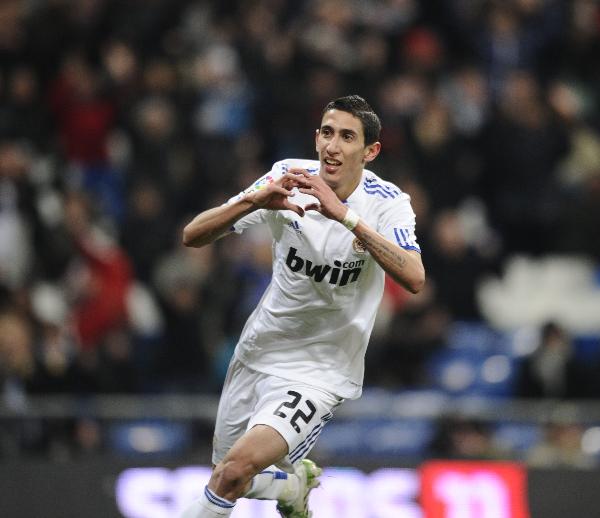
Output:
[323, 157, 342, 173]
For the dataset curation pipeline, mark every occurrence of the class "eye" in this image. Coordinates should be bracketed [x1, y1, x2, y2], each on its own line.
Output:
[343, 132, 355, 142]
[321, 128, 332, 137]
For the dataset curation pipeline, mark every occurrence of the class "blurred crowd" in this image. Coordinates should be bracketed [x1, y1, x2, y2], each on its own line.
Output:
[1, 0, 600, 463]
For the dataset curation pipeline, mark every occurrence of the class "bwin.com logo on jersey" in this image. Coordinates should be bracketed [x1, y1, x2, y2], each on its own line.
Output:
[285, 247, 364, 286]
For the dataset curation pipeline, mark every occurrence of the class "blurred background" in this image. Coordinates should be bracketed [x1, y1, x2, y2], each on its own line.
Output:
[1, 0, 600, 515]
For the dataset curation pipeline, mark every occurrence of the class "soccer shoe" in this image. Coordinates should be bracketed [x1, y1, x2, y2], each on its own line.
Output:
[276, 459, 322, 518]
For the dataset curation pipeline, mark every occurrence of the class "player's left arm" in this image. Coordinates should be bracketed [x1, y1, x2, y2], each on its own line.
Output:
[349, 223, 424, 294]
[297, 172, 425, 294]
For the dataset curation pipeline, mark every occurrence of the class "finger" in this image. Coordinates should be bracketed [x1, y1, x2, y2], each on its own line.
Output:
[304, 203, 321, 212]
[283, 172, 310, 187]
[282, 171, 305, 181]
[309, 176, 328, 190]
[283, 201, 305, 217]
[287, 168, 311, 178]
[280, 179, 298, 191]
[298, 187, 319, 198]
[270, 185, 294, 197]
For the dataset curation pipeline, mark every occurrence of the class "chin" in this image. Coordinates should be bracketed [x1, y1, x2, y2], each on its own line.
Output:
[321, 172, 339, 188]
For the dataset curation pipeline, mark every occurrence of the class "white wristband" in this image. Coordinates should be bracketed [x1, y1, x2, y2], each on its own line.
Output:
[342, 208, 360, 231]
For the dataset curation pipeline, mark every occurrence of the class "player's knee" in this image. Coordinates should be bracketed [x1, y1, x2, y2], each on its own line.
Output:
[211, 457, 260, 499]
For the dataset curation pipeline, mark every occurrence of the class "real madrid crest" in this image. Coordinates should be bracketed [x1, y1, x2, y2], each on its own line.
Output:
[352, 238, 367, 254]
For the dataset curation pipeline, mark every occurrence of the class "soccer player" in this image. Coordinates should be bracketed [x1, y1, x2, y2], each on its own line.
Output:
[180, 95, 425, 518]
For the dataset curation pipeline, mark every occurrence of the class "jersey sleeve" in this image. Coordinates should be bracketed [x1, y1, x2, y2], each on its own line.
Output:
[227, 161, 287, 234]
[377, 193, 421, 253]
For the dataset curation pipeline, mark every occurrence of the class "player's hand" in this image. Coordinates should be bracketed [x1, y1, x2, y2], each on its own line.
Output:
[244, 172, 306, 216]
[295, 172, 348, 223]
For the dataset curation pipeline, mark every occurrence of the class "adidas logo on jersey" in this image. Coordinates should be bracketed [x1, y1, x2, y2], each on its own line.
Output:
[285, 247, 364, 286]
[288, 220, 302, 234]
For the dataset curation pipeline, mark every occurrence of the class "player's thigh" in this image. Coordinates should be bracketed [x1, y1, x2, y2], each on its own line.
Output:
[220, 423, 289, 471]
[248, 378, 342, 472]
[212, 359, 260, 465]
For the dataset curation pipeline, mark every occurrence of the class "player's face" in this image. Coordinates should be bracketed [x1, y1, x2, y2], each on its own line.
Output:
[316, 110, 380, 195]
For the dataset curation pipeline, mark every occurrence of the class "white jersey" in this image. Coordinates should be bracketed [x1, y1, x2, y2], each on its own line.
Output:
[228, 159, 420, 399]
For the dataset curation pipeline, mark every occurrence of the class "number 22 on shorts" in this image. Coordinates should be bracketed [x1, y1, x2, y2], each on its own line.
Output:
[273, 390, 316, 433]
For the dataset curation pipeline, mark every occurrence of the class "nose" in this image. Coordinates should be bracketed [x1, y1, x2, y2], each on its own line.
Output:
[326, 135, 341, 155]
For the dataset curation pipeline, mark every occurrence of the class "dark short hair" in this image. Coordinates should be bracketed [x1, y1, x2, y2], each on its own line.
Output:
[321, 95, 381, 145]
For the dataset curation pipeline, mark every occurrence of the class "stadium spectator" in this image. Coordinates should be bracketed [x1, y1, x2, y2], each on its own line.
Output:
[430, 416, 511, 461]
[516, 322, 591, 399]
[63, 192, 133, 353]
[527, 421, 597, 469]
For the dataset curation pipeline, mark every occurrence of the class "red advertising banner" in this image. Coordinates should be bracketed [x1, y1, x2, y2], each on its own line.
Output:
[420, 461, 530, 518]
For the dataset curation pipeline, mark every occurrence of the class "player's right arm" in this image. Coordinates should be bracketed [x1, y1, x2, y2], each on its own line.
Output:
[182, 172, 305, 248]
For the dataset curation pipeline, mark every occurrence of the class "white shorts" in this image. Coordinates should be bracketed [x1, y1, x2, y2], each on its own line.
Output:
[212, 358, 343, 473]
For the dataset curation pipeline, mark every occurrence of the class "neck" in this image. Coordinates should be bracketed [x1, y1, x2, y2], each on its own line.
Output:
[327, 169, 364, 201]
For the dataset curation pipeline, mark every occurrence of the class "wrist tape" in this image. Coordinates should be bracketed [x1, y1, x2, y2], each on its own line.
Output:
[342, 208, 360, 231]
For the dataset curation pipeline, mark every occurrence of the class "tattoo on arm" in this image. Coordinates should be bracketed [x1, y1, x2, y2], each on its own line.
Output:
[358, 233, 407, 270]
[353, 223, 423, 293]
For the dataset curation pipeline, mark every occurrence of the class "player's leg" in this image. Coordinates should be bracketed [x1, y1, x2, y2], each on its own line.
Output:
[179, 364, 340, 517]
[179, 359, 258, 517]
[209, 423, 289, 500]
[179, 362, 311, 517]
[179, 423, 291, 517]
[185, 381, 335, 517]
[241, 378, 341, 517]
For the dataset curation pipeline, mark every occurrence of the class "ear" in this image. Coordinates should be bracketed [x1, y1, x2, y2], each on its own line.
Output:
[363, 141, 381, 163]
[315, 129, 320, 152]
